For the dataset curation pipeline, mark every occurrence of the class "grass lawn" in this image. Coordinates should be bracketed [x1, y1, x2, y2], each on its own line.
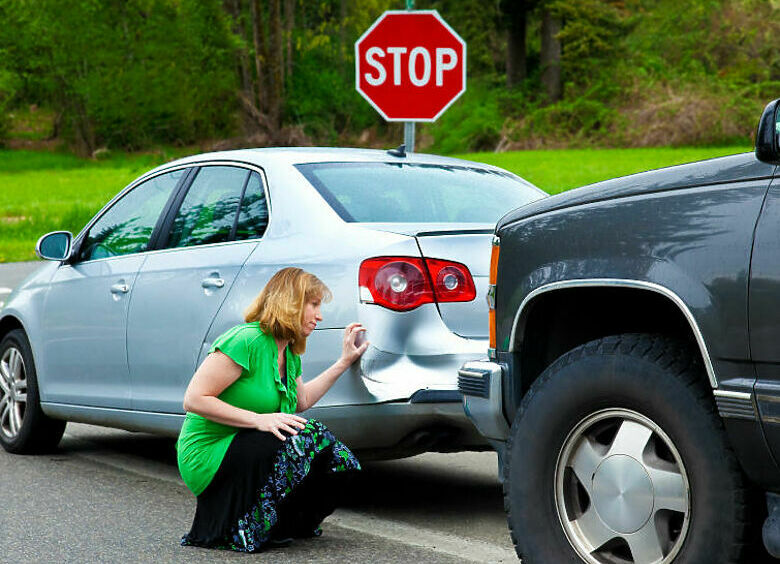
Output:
[456, 146, 752, 194]
[0, 150, 179, 263]
[0, 145, 752, 263]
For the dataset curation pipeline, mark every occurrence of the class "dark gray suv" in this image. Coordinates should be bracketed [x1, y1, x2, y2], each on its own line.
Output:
[460, 99, 780, 562]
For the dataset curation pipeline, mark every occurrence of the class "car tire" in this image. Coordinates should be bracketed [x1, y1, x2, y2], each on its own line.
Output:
[0, 329, 65, 454]
[504, 334, 752, 564]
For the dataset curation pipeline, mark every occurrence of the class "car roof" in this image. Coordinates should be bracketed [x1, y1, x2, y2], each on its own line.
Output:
[145, 147, 507, 176]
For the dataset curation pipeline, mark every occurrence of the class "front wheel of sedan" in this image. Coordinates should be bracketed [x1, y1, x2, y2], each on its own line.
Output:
[504, 334, 752, 564]
[0, 329, 65, 453]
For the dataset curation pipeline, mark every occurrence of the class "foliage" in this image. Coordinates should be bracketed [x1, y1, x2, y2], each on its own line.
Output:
[0, 0, 777, 153]
[0, 51, 19, 145]
[428, 80, 505, 153]
[420, 0, 503, 76]
[283, 0, 394, 141]
[0, 0, 236, 154]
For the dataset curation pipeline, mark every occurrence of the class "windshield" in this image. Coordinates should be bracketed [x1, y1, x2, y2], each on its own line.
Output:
[296, 162, 545, 223]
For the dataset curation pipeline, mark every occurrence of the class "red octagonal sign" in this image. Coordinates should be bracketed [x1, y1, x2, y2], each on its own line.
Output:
[355, 10, 466, 122]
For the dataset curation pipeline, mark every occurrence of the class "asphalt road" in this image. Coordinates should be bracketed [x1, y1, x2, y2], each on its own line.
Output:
[0, 261, 517, 562]
[0, 424, 515, 563]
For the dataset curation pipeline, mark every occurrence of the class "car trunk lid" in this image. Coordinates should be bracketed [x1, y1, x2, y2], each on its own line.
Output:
[361, 223, 493, 338]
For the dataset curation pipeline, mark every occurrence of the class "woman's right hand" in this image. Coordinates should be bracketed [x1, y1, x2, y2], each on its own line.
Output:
[255, 412, 308, 441]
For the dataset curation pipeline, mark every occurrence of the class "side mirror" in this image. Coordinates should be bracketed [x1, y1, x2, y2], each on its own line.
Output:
[756, 98, 780, 164]
[35, 231, 73, 261]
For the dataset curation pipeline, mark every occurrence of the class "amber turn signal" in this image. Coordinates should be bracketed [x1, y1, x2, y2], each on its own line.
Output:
[488, 236, 499, 349]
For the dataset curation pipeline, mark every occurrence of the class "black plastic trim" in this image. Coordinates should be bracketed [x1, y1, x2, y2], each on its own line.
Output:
[409, 389, 461, 403]
[457, 371, 490, 398]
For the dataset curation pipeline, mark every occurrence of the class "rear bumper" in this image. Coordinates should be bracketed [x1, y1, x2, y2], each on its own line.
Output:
[356, 301, 488, 402]
[304, 398, 489, 458]
[457, 359, 510, 441]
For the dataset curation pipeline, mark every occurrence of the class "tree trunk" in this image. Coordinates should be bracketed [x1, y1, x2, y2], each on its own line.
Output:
[268, 0, 283, 133]
[339, 0, 346, 73]
[505, 0, 527, 88]
[250, 0, 268, 113]
[541, 9, 562, 102]
[227, 0, 254, 133]
[284, 0, 294, 84]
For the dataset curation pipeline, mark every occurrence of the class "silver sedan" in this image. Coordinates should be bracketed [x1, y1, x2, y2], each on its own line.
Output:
[0, 147, 545, 457]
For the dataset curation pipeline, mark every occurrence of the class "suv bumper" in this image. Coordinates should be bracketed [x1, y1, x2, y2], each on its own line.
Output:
[458, 360, 510, 441]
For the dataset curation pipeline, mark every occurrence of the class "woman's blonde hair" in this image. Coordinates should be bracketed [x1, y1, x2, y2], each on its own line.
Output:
[244, 267, 332, 355]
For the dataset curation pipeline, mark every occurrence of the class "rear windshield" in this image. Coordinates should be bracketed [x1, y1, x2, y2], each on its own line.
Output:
[296, 162, 545, 223]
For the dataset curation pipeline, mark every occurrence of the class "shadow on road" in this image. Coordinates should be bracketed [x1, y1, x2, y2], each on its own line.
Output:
[57, 424, 503, 521]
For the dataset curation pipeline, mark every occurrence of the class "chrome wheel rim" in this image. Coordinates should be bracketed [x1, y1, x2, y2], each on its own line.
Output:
[555, 409, 690, 564]
[0, 346, 27, 440]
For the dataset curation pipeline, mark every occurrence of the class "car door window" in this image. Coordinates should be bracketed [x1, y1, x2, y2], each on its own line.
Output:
[79, 169, 183, 261]
[235, 171, 269, 241]
[167, 166, 250, 248]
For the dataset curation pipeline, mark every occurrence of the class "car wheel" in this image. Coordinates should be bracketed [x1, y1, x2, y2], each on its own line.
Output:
[0, 329, 66, 453]
[504, 334, 751, 563]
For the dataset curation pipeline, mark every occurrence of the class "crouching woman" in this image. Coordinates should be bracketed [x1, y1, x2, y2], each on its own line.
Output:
[176, 267, 368, 552]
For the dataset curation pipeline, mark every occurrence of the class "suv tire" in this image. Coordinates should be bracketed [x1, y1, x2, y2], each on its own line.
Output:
[504, 334, 751, 563]
[0, 329, 65, 453]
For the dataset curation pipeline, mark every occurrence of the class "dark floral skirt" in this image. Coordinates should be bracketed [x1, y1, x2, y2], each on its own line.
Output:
[181, 418, 360, 552]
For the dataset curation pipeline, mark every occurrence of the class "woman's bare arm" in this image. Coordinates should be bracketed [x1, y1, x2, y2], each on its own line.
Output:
[183, 351, 306, 440]
[296, 323, 368, 412]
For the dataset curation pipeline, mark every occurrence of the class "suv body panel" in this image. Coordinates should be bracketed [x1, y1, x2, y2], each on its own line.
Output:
[462, 152, 780, 490]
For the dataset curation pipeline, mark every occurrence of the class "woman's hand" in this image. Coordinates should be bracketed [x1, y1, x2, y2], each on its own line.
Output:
[255, 412, 308, 441]
[339, 322, 369, 366]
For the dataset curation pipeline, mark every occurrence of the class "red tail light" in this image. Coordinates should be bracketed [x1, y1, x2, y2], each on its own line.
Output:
[359, 256, 476, 311]
[424, 258, 477, 303]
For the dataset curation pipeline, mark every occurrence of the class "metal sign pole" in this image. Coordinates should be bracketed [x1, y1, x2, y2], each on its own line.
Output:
[404, 0, 415, 153]
[404, 122, 415, 153]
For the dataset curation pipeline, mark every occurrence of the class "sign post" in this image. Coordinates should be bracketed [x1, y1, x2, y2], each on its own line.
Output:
[405, 0, 415, 152]
[355, 9, 466, 153]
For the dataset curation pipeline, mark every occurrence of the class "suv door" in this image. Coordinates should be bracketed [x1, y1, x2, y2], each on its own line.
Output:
[126, 164, 269, 413]
[39, 169, 184, 408]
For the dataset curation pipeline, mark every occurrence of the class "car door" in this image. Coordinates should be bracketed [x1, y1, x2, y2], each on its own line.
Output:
[126, 164, 269, 413]
[38, 169, 185, 408]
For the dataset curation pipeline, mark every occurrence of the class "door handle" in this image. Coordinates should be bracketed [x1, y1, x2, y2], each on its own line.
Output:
[201, 277, 225, 289]
[110, 283, 129, 294]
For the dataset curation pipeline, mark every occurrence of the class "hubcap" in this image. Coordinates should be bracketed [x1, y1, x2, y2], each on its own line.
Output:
[555, 409, 690, 564]
[592, 455, 654, 533]
[0, 347, 27, 440]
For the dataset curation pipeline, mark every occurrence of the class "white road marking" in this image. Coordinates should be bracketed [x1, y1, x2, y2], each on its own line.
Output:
[63, 432, 518, 562]
[328, 510, 518, 562]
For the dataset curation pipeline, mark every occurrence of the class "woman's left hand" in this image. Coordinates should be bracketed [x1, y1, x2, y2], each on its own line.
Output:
[339, 322, 369, 366]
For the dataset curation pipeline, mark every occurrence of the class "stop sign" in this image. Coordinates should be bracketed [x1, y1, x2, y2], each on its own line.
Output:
[355, 10, 466, 122]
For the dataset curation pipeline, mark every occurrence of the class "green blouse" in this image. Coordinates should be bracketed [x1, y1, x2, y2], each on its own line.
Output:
[176, 322, 301, 495]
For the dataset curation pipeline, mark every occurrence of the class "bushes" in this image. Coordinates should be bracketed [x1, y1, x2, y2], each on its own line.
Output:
[427, 82, 504, 153]
[0, 64, 19, 146]
[0, 0, 237, 154]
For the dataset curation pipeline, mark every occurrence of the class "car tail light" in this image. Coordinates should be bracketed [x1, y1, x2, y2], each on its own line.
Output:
[359, 256, 476, 312]
[425, 258, 477, 303]
[488, 236, 500, 349]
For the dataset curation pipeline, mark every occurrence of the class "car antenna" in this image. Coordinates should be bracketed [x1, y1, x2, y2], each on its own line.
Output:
[387, 144, 406, 158]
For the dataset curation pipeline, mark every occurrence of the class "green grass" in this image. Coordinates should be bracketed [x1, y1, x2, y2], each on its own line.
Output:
[456, 146, 752, 194]
[0, 145, 753, 263]
[0, 150, 186, 262]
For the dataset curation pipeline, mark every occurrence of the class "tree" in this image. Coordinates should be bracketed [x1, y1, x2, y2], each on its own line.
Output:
[540, 6, 561, 101]
[502, 0, 531, 88]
